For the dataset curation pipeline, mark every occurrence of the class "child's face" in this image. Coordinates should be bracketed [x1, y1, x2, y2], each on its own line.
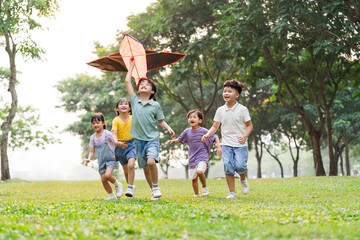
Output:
[91, 120, 105, 132]
[223, 86, 239, 103]
[137, 80, 154, 95]
[117, 102, 131, 114]
[188, 112, 202, 128]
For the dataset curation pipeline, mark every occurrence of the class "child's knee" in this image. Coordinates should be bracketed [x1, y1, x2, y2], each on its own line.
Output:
[196, 170, 204, 177]
[147, 158, 156, 167]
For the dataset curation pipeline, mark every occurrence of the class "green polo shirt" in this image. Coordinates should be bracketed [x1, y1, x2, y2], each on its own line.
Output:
[130, 94, 165, 141]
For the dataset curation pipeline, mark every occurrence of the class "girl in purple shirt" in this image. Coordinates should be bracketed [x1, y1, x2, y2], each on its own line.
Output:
[166, 109, 221, 196]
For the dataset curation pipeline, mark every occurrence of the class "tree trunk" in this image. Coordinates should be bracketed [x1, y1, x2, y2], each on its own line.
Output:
[275, 157, 284, 178]
[1, 31, 18, 181]
[254, 136, 262, 178]
[325, 108, 337, 176]
[339, 154, 345, 176]
[184, 164, 189, 179]
[345, 134, 351, 176]
[293, 160, 298, 177]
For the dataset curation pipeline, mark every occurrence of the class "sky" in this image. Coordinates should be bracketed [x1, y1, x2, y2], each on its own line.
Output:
[1, 0, 157, 180]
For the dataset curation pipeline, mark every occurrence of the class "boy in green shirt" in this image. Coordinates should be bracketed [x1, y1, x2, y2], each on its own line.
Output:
[125, 58, 175, 200]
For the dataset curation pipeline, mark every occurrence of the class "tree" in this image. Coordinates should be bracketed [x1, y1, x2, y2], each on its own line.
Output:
[0, 0, 59, 180]
[216, 0, 360, 176]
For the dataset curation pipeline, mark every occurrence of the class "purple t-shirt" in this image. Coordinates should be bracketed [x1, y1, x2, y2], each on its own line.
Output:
[178, 127, 217, 168]
[89, 130, 115, 152]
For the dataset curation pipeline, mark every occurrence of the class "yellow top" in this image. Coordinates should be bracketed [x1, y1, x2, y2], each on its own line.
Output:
[111, 115, 133, 141]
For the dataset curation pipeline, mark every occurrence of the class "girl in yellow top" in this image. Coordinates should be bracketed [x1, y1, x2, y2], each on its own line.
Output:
[111, 98, 151, 198]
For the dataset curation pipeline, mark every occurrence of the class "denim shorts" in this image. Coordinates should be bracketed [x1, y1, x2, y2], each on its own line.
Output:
[222, 145, 248, 175]
[134, 139, 159, 168]
[98, 160, 119, 175]
[115, 139, 137, 166]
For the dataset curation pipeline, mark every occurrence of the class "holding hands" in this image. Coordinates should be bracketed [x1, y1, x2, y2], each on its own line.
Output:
[116, 141, 128, 149]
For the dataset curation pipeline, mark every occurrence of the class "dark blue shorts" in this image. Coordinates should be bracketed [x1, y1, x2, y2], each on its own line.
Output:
[115, 139, 136, 166]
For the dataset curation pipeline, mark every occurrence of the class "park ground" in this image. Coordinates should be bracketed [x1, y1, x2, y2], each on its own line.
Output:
[0, 176, 359, 239]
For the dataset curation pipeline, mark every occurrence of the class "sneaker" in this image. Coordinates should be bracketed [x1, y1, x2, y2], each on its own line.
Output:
[115, 183, 123, 198]
[150, 192, 160, 201]
[202, 187, 209, 196]
[240, 179, 249, 195]
[152, 187, 162, 199]
[106, 194, 117, 200]
[225, 192, 237, 199]
[125, 186, 136, 199]
[194, 194, 200, 197]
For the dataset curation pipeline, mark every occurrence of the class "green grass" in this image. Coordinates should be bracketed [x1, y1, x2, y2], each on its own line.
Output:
[1, 177, 359, 239]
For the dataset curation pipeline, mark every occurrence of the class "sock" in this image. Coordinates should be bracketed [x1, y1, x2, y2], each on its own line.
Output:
[152, 183, 159, 189]
[230, 191, 236, 194]
[127, 185, 134, 189]
[114, 180, 120, 187]
[109, 192, 115, 197]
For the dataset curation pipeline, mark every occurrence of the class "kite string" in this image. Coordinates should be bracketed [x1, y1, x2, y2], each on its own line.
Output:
[126, 36, 141, 80]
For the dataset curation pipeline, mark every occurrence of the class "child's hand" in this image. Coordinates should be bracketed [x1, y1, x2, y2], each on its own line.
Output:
[216, 147, 222, 156]
[165, 140, 173, 144]
[168, 127, 175, 138]
[238, 136, 247, 145]
[84, 159, 90, 166]
[201, 134, 209, 142]
[116, 141, 128, 149]
[129, 57, 135, 66]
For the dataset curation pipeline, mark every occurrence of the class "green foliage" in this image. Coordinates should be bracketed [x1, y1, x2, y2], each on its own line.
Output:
[0, 177, 359, 239]
[0, 105, 60, 151]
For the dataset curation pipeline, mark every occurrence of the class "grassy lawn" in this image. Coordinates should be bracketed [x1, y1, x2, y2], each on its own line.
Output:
[1, 177, 359, 239]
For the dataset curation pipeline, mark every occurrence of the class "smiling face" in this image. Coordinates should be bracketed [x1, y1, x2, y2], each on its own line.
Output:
[187, 112, 202, 129]
[115, 99, 131, 115]
[222, 86, 240, 104]
[137, 80, 155, 95]
[91, 119, 105, 133]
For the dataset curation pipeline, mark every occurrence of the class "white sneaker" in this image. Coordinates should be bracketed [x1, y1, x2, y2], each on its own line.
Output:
[106, 194, 117, 200]
[152, 187, 162, 199]
[202, 187, 209, 196]
[115, 183, 123, 198]
[240, 179, 249, 195]
[150, 192, 159, 201]
[226, 192, 237, 199]
[125, 186, 136, 199]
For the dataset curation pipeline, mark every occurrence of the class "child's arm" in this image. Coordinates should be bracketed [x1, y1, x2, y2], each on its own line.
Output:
[201, 121, 221, 142]
[165, 139, 181, 144]
[84, 148, 95, 166]
[238, 120, 253, 144]
[215, 136, 222, 156]
[125, 58, 135, 98]
[111, 130, 128, 149]
[158, 119, 175, 138]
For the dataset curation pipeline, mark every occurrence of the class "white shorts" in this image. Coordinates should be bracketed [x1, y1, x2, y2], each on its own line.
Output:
[189, 161, 207, 180]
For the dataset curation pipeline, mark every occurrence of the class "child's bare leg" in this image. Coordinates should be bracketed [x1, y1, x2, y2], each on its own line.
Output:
[101, 173, 113, 194]
[192, 176, 199, 195]
[143, 167, 153, 189]
[240, 172, 247, 181]
[122, 164, 129, 183]
[127, 157, 136, 185]
[197, 170, 207, 188]
[147, 157, 158, 185]
[225, 174, 235, 192]
[104, 167, 116, 184]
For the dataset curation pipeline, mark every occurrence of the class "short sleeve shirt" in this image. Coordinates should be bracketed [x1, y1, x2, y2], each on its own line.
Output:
[111, 115, 133, 141]
[130, 94, 165, 141]
[89, 130, 115, 152]
[178, 127, 217, 168]
[213, 102, 251, 147]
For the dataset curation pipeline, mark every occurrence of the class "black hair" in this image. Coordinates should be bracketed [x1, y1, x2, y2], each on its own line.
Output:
[114, 98, 132, 116]
[187, 109, 204, 126]
[223, 80, 245, 94]
[136, 77, 157, 100]
[90, 112, 107, 129]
